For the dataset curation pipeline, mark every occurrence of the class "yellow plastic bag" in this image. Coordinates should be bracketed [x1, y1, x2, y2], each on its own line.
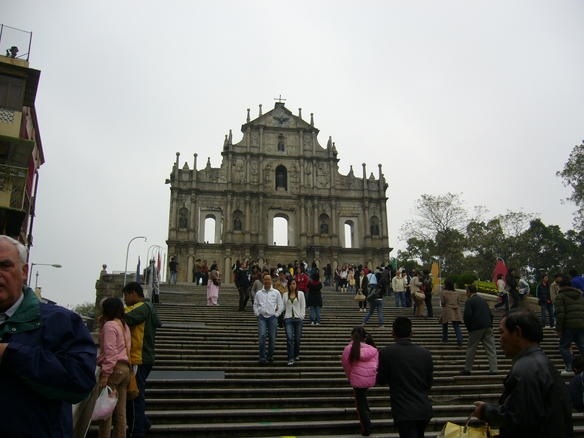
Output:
[438, 418, 493, 438]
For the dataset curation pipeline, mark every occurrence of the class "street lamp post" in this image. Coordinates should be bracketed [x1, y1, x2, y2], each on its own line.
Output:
[28, 263, 62, 288]
[124, 236, 147, 286]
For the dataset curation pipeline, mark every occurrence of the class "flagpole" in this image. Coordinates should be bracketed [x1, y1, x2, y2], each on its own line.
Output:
[124, 236, 146, 286]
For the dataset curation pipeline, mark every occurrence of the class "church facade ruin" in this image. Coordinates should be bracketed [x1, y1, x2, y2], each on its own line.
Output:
[165, 101, 390, 283]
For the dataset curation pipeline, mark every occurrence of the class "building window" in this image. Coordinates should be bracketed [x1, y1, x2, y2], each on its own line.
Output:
[275, 165, 287, 190]
[277, 134, 285, 152]
[0, 75, 25, 111]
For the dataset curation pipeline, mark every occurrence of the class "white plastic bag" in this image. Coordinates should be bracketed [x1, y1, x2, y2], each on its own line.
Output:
[91, 385, 118, 421]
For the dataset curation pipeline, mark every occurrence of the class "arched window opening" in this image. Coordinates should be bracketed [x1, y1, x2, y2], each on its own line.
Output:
[319, 213, 329, 234]
[233, 210, 243, 231]
[344, 221, 354, 248]
[277, 134, 285, 152]
[204, 215, 216, 244]
[178, 207, 189, 229]
[275, 165, 287, 191]
[273, 215, 288, 246]
[370, 216, 380, 236]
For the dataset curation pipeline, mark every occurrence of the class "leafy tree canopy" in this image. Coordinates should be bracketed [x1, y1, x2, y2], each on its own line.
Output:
[557, 141, 584, 231]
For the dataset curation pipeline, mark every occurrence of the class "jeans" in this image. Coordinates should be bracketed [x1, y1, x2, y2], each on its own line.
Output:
[284, 318, 303, 360]
[442, 321, 463, 344]
[540, 302, 555, 327]
[238, 286, 250, 311]
[363, 298, 384, 326]
[258, 315, 277, 362]
[170, 271, 177, 285]
[559, 328, 584, 371]
[353, 387, 372, 434]
[126, 364, 152, 438]
[309, 306, 321, 323]
[395, 291, 406, 307]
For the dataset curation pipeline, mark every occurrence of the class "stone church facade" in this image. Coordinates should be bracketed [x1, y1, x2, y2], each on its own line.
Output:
[166, 102, 390, 283]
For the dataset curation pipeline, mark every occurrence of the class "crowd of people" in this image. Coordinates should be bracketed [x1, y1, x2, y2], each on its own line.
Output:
[3, 229, 584, 438]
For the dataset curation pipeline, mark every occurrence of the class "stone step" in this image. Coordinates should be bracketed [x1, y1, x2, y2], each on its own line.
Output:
[88, 284, 584, 437]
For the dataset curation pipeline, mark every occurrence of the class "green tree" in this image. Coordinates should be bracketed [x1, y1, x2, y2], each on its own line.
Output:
[557, 141, 584, 231]
[465, 218, 507, 279]
[73, 302, 96, 318]
[519, 219, 574, 276]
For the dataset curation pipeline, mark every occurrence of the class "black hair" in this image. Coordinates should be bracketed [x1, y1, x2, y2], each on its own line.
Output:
[444, 278, 455, 290]
[122, 281, 144, 297]
[349, 326, 369, 363]
[101, 297, 126, 322]
[558, 274, 572, 287]
[466, 284, 477, 294]
[503, 309, 543, 343]
[393, 316, 412, 338]
[573, 356, 584, 373]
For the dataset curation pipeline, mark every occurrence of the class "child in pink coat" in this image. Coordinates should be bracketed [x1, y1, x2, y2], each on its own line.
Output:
[341, 326, 379, 436]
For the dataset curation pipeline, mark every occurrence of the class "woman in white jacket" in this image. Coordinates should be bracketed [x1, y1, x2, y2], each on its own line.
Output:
[341, 326, 379, 436]
[283, 279, 306, 366]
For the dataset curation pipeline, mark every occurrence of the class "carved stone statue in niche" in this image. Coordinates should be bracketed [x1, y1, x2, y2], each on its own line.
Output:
[317, 162, 328, 188]
[178, 207, 189, 229]
[233, 216, 242, 231]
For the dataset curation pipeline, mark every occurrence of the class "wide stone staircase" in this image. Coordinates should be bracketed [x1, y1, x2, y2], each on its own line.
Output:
[119, 284, 584, 437]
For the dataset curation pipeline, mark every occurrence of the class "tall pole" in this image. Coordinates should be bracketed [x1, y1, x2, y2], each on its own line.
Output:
[124, 236, 147, 286]
[28, 263, 62, 287]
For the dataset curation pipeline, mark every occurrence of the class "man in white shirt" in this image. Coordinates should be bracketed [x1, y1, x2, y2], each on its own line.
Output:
[253, 273, 284, 364]
[392, 271, 406, 307]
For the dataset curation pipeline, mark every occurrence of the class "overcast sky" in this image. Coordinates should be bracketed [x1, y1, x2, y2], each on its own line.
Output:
[4, 1, 583, 307]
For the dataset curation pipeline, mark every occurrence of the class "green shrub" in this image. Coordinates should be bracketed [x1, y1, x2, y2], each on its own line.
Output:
[451, 272, 478, 289]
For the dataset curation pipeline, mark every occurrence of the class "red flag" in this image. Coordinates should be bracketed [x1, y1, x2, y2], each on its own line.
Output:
[492, 258, 508, 284]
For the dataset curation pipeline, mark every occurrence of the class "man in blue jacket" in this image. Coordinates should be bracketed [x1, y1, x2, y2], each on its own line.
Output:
[0, 235, 96, 437]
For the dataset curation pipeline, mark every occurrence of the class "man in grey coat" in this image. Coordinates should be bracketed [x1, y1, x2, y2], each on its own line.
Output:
[460, 284, 498, 375]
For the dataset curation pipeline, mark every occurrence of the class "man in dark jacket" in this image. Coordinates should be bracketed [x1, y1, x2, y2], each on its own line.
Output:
[377, 317, 433, 438]
[0, 235, 96, 437]
[555, 273, 584, 374]
[460, 284, 498, 375]
[235, 261, 251, 311]
[473, 309, 573, 437]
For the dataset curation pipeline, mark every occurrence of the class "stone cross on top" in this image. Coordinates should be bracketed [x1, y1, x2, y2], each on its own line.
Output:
[274, 94, 286, 103]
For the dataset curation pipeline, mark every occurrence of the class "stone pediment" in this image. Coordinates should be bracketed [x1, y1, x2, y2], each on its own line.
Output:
[246, 103, 314, 131]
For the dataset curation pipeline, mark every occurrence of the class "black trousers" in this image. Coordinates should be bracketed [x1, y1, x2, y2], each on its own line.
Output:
[353, 387, 372, 434]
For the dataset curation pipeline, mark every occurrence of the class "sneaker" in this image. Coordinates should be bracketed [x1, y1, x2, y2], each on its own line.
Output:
[310, 322, 315, 326]
[561, 369, 574, 376]
[315, 322, 320, 326]
[295, 355, 300, 361]
[287, 360, 294, 366]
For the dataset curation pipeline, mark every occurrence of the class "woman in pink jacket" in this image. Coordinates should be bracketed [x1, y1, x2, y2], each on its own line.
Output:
[97, 297, 132, 438]
[341, 326, 379, 436]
